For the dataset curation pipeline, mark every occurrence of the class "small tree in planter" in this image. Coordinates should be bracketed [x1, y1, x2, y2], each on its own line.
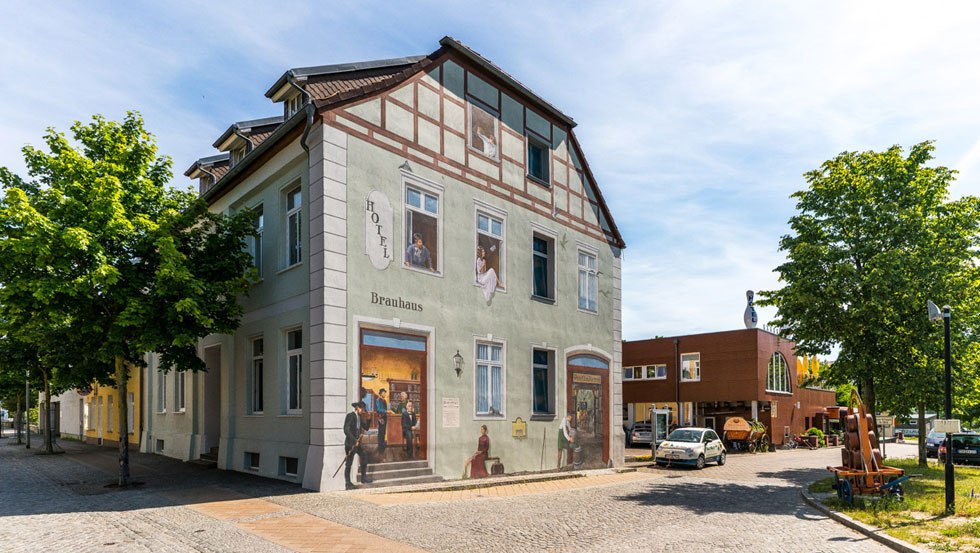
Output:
[805, 427, 826, 447]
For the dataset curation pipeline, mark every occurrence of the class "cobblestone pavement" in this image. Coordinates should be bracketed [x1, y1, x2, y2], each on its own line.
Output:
[0, 428, 908, 552]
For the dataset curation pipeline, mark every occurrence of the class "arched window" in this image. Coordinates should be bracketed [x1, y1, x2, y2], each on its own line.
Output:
[767, 352, 791, 393]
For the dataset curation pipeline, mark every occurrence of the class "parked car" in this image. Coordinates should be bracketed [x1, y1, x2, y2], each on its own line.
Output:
[925, 430, 945, 457]
[625, 422, 652, 447]
[655, 427, 726, 469]
[938, 433, 980, 466]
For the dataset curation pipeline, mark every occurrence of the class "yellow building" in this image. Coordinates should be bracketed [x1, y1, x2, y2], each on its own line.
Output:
[82, 369, 141, 447]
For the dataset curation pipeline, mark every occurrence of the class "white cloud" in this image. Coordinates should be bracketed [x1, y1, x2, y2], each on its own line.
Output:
[3, 1, 980, 341]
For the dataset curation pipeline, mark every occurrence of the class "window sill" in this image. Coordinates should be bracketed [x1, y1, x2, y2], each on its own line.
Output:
[403, 264, 443, 278]
[244, 413, 265, 417]
[526, 174, 551, 188]
[473, 282, 506, 294]
[530, 413, 556, 422]
[468, 147, 499, 163]
[277, 262, 303, 275]
[680, 379, 701, 383]
[173, 410, 186, 415]
[530, 294, 555, 305]
[577, 306, 598, 316]
[766, 390, 793, 396]
[475, 414, 506, 420]
[279, 413, 304, 418]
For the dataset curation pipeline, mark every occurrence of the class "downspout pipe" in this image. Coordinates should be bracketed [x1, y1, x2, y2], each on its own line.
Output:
[286, 73, 314, 153]
[674, 338, 680, 426]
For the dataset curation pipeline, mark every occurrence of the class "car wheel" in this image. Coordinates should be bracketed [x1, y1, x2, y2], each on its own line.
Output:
[717, 451, 726, 466]
[695, 454, 705, 469]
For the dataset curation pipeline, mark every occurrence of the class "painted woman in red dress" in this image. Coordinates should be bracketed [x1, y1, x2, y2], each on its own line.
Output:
[463, 425, 490, 478]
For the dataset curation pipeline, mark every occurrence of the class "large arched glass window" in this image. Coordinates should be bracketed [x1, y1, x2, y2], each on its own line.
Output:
[767, 352, 791, 393]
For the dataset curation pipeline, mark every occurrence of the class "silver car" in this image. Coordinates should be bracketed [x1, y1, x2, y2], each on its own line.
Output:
[655, 427, 727, 469]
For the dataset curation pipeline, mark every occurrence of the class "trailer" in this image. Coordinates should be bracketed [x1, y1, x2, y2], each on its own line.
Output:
[722, 417, 769, 453]
[827, 390, 909, 504]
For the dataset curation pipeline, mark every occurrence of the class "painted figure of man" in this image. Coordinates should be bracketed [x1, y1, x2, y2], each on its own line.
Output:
[404, 233, 434, 271]
[343, 401, 372, 489]
[402, 400, 419, 459]
[375, 388, 388, 451]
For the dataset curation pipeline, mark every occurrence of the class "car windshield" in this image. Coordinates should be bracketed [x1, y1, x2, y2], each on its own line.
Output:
[667, 429, 703, 443]
[927, 430, 943, 439]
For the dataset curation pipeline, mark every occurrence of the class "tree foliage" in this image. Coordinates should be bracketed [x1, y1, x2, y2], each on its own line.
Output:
[0, 113, 255, 482]
[759, 142, 980, 464]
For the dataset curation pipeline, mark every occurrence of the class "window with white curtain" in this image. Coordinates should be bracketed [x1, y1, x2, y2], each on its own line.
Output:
[475, 341, 504, 417]
[577, 249, 598, 312]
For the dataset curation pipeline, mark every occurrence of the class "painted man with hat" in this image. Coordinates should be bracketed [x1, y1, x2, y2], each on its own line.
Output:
[343, 400, 372, 489]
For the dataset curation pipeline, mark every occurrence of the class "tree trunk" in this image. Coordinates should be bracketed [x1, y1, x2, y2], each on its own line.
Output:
[42, 370, 54, 453]
[116, 356, 130, 487]
[863, 375, 877, 438]
[917, 402, 927, 467]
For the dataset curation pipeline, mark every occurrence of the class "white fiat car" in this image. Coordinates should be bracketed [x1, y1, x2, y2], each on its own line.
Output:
[655, 427, 726, 469]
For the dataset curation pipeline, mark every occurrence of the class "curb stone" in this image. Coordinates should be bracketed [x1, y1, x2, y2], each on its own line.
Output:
[800, 489, 930, 553]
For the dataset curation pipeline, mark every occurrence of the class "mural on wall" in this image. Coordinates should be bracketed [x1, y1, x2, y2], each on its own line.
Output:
[358, 329, 427, 464]
[468, 102, 498, 159]
[475, 212, 504, 301]
[365, 191, 393, 270]
[563, 354, 610, 469]
[404, 185, 438, 272]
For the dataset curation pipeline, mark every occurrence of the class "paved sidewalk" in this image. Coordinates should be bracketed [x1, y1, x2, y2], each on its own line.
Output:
[1, 430, 902, 552]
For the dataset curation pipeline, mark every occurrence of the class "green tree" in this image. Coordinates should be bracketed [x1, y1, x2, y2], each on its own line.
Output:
[0, 113, 255, 485]
[759, 142, 980, 466]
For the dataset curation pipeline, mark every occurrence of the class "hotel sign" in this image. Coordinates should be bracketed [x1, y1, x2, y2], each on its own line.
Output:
[365, 191, 393, 270]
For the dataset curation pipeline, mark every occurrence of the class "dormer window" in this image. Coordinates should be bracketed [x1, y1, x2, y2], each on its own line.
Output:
[285, 94, 304, 118]
[199, 175, 214, 195]
[230, 145, 247, 167]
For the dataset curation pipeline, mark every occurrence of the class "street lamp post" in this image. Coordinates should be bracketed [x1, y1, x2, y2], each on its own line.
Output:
[25, 370, 30, 450]
[928, 300, 955, 514]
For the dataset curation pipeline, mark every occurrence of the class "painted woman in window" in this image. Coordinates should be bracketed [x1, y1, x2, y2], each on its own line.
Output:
[475, 246, 501, 301]
[404, 233, 434, 271]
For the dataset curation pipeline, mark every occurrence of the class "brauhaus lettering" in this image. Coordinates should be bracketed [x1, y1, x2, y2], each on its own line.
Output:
[371, 292, 423, 312]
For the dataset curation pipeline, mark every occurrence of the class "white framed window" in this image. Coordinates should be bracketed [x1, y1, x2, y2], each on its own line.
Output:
[526, 135, 550, 184]
[681, 353, 701, 382]
[231, 145, 247, 167]
[531, 348, 555, 417]
[577, 248, 598, 313]
[532, 233, 555, 301]
[285, 328, 303, 414]
[647, 364, 668, 380]
[107, 395, 114, 433]
[250, 337, 264, 414]
[403, 177, 442, 274]
[623, 366, 635, 380]
[467, 101, 499, 160]
[250, 206, 264, 278]
[175, 371, 186, 412]
[767, 352, 792, 393]
[475, 340, 505, 417]
[475, 207, 506, 292]
[285, 94, 304, 118]
[157, 371, 167, 413]
[127, 392, 134, 434]
[285, 186, 302, 267]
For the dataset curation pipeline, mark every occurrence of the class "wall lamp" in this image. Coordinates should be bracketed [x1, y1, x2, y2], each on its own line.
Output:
[453, 350, 464, 378]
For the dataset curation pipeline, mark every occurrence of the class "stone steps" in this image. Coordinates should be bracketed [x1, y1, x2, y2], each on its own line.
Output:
[357, 460, 443, 488]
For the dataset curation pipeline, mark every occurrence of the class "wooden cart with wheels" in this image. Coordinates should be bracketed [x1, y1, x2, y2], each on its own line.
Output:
[723, 417, 768, 453]
[827, 390, 909, 504]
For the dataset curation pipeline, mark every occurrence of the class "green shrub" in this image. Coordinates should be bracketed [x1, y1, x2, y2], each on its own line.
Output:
[806, 427, 826, 447]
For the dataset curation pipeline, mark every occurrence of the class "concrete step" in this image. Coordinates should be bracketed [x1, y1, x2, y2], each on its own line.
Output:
[364, 460, 429, 474]
[360, 466, 434, 480]
[187, 458, 217, 468]
[358, 474, 444, 489]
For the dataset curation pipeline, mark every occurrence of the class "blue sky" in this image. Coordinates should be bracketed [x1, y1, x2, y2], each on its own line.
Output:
[3, 2, 980, 341]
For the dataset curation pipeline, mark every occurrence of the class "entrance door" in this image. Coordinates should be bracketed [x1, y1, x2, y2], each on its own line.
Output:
[359, 329, 427, 464]
[202, 346, 221, 455]
[704, 416, 716, 434]
[567, 354, 610, 467]
[652, 409, 670, 448]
